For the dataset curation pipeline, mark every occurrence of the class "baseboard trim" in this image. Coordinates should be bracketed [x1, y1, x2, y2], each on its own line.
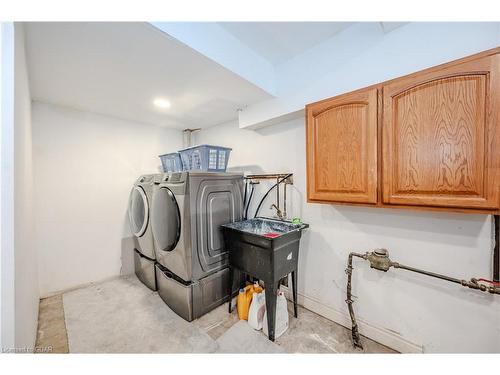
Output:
[280, 285, 423, 353]
[40, 274, 123, 299]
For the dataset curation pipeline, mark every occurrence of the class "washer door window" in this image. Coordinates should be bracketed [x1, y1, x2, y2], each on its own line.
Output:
[152, 187, 181, 252]
[129, 186, 149, 237]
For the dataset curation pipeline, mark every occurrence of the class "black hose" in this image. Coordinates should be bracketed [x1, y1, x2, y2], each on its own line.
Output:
[244, 184, 255, 219]
[243, 180, 248, 213]
[254, 174, 292, 218]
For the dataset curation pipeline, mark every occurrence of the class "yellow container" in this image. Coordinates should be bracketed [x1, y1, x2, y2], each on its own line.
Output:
[237, 283, 263, 320]
[252, 281, 263, 294]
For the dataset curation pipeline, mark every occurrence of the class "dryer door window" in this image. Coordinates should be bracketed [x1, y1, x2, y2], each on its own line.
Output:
[129, 186, 149, 237]
[152, 187, 181, 252]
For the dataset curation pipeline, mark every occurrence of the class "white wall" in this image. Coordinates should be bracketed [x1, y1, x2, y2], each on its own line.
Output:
[0, 22, 16, 351]
[239, 22, 500, 128]
[195, 119, 500, 353]
[32, 102, 183, 296]
[13, 23, 39, 351]
[1, 22, 39, 352]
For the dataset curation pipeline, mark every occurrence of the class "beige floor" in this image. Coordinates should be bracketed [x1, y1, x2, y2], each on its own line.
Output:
[194, 302, 396, 353]
[35, 295, 69, 353]
[35, 277, 395, 354]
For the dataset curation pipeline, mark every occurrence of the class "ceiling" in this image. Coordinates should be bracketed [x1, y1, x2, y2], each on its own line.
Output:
[24, 22, 272, 129]
[218, 22, 354, 65]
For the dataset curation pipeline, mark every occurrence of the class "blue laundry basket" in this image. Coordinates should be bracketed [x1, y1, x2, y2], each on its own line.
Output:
[159, 152, 183, 173]
[178, 145, 232, 172]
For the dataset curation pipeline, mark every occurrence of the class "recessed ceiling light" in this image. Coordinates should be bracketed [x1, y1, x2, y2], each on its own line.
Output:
[153, 98, 171, 109]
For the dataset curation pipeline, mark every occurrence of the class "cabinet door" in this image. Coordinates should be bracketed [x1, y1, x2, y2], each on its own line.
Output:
[306, 88, 378, 204]
[382, 54, 500, 209]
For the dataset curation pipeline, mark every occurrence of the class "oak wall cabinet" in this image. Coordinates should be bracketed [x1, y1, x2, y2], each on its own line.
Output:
[306, 88, 378, 204]
[306, 47, 500, 214]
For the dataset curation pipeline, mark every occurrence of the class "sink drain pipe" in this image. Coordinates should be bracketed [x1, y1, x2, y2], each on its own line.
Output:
[345, 249, 500, 349]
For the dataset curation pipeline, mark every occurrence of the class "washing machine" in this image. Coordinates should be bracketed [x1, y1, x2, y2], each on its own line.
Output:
[151, 171, 244, 321]
[128, 173, 163, 290]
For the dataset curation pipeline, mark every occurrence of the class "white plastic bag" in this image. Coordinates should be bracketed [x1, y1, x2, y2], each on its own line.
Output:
[263, 291, 289, 339]
[248, 292, 266, 330]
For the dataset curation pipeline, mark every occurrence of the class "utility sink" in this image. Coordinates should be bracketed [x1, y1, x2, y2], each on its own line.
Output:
[222, 217, 308, 239]
[221, 217, 309, 341]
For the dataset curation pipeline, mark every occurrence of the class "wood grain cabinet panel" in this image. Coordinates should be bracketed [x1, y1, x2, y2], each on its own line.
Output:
[306, 88, 378, 204]
[382, 54, 500, 209]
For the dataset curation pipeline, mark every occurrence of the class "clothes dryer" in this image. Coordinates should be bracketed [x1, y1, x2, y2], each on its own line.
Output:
[128, 173, 162, 290]
[151, 171, 243, 320]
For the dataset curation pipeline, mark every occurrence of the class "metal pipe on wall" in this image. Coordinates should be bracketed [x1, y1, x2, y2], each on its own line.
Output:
[283, 180, 287, 219]
[345, 252, 367, 349]
[182, 128, 201, 148]
[494, 215, 499, 282]
[345, 249, 500, 349]
[249, 173, 293, 219]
